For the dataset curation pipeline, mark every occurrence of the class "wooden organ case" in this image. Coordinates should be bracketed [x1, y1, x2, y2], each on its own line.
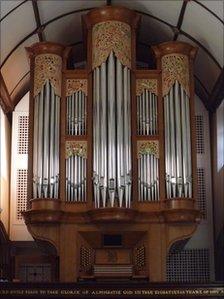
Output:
[23, 6, 200, 282]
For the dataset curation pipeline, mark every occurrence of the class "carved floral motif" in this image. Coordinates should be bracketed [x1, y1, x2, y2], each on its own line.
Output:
[66, 79, 88, 97]
[162, 54, 190, 97]
[65, 141, 87, 159]
[137, 140, 159, 159]
[34, 54, 62, 97]
[136, 79, 158, 96]
[92, 21, 131, 69]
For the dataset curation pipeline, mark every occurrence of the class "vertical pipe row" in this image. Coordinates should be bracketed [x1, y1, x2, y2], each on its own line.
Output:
[66, 155, 87, 202]
[67, 92, 87, 135]
[93, 52, 132, 208]
[164, 81, 192, 198]
[138, 154, 159, 201]
[137, 90, 158, 135]
[33, 80, 60, 198]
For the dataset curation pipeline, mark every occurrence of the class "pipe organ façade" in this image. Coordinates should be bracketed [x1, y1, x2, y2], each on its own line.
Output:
[23, 5, 200, 282]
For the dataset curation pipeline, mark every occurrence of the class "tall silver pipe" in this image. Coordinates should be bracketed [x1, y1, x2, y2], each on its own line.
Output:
[43, 81, 50, 197]
[37, 87, 44, 197]
[116, 59, 124, 207]
[181, 86, 188, 197]
[49, 87, 55, 198]
[185, 91, 192, 197]
[33, 94, 39, 198]
[100, 62, 107, 207]
[108, 52, 116, 207]
[174, 81, 183, 197]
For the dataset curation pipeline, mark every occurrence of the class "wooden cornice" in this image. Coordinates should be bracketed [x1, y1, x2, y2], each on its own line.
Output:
[210, 67, 224, 112]
[0, 72, 13, 113]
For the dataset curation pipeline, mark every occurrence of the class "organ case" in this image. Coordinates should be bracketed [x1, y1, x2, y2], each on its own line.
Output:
[24, 5, 200, 283]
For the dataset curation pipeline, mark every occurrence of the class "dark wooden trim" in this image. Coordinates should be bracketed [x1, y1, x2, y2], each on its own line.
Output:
[173, 1, 188, 41]
[0, 0, 28, 22]
[0, 29, 38, 69]
[0, 72, 13, 113]
[209, 68, 224, 112]
[9, 71, 30, 96]
[193, 0, 224, 25]
[32, 0, 44, 42]
[179, 30, 221, 69]
[1, 6, 221, 71]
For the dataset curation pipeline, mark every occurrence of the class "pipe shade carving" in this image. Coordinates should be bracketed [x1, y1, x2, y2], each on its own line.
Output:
[136, 79, 158, 96]
[34, 54, 62, 97]
[92, 21, 131, 69]
[162, 54, 190, 97]
[137, 141, 159, 159]
[65, 141, 87, 159]
[66, 79, 88, 97]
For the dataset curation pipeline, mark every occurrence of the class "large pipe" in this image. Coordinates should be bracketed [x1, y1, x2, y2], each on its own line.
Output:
[33, 94, 39, 198]
[174, 81, 183, 197]
[108, 52, 116, 207]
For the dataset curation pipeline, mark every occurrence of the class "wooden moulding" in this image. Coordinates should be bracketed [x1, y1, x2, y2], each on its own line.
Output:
[83, 5, 140, 29]
[26, 41, 69, 59]
[152, 41, 198, 62]
[87, 208, 138, 223]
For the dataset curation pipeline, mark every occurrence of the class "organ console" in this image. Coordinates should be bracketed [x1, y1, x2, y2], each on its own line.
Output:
[23, 5, 200, 282]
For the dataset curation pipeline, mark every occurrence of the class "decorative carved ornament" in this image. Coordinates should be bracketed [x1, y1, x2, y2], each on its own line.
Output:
[136, 79, 158, 96]
[65, 141, 87, 159]
[162, 54, 190, 97]
[66, 79, 88, 97]
[34, 54, 62, 97]
[92, 21, 131, 69]
[137, 140, 159, 159]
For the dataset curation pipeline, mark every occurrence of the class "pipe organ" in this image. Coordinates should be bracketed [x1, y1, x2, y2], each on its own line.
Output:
[24, 5, 200, 283]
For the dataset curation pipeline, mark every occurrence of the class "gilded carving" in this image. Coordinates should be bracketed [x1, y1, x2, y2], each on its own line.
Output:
[34, 54, 62, 97]
[92, 21, 131, 69]
[65, 141, 87, 159]
[162, 54, 190, 97]
[136, 79, 158, 96]
[137, 140, 159, 159]
[66, 79, 88, 97]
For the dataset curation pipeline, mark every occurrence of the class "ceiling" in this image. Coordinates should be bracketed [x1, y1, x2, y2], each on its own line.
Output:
[0, 0, 223, 111]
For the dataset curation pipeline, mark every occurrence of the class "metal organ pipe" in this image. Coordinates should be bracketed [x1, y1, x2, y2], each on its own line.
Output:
[93, 52, 132, 208]
[137, 90, 158, 136]
[65, 89, 87, 202]
[33, 80, 60, 199]
[164, 81, 192, 198]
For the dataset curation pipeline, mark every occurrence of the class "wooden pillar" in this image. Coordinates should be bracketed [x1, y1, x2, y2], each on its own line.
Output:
[59, 224, 78, 282]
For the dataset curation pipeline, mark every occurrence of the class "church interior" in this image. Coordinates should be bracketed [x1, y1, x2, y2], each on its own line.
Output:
[0, 0, 223, 297]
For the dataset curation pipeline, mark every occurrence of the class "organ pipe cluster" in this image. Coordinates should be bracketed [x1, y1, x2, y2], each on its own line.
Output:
[66, 154, 87, 202]
[138, 153, 159, 201]
[137, 91, 158, 135]
[93, 52, 132, 208]
[67, 91, 87, 135]
[33, 80, 60, 198]
[164, 80, 192, 198]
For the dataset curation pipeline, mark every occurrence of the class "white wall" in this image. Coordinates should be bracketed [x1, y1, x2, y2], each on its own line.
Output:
[9, 92, 32, 241]
[213, 100, 224, 241]
[0, 106, 11, 234]
[184, 94, 215, 280]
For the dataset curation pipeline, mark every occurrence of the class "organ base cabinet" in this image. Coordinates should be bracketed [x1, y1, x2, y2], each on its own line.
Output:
[24, 5, 200, 282]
